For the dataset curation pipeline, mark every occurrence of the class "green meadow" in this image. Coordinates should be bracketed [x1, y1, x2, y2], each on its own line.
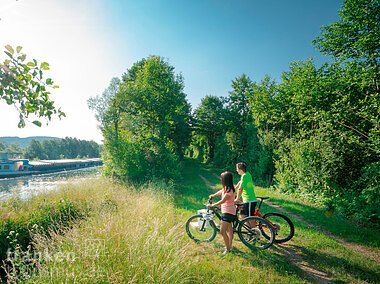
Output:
[1, 160, 379, 283]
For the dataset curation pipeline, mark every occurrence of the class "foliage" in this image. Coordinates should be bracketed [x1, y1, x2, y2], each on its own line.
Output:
[23, 137, 100, 160]
[192, 95, 226, 161]
[313, 0, 380, 67]
[0, 142, 22, 154]
[0, 45, 65, 127]
[189, 0, 379, 224]
[0, 197, 88, 280]
[224, 74, 261, 168]
[87, 77, 121, 131]
[98, 56, 191, 181]
[0, 142, 6, 152]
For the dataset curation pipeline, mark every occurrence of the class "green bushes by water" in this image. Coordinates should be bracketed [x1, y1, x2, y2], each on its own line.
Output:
[0, 194, 89, 281]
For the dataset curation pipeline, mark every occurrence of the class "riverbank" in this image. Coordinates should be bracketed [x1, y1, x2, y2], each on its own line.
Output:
[1, 179, 197, 283]
[0, 167, 100, 201]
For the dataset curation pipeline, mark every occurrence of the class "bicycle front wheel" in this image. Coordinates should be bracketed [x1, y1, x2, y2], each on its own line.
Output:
[263, 212, 294, 243]
[185, 214, 217, 242]
[237, 216, 274, 250]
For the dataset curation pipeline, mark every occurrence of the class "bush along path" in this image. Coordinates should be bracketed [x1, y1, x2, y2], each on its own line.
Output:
[175, 159, 380, 283]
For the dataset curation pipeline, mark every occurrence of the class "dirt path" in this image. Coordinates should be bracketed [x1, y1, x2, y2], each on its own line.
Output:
[199, 174, 215, 188]
[273, 244, 333, 284]
[266, 199, 380, 264]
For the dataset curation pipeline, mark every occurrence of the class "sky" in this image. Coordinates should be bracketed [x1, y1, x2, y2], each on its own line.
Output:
[0, 0, 342, 143]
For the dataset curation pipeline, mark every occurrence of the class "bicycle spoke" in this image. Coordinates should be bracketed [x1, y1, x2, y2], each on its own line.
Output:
[237, 216, 274, 250]
[186, 214, 217, 242]
[263, 212, 294, 243]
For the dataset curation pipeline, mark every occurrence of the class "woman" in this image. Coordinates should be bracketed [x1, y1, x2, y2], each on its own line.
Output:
[208, 171, 236, 254]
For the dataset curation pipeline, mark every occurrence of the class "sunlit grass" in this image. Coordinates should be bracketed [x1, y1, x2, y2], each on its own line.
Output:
[1, 159, 379, 283]
[26, 180, 196, 283]
[23, 177, 304, 283]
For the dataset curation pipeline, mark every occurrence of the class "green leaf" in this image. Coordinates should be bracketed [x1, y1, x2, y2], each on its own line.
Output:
[5, 45, 14, 55]
[18, 54, 26, 62]
[4, 51, 13, 58]
[46, 78, 53, 85]
[27, 61, 36, 67]
[18, 118, 26, 128]
[40, 62, 50, 70]
[16, 46, 22, 53]
[52, 85, 60, 89]
[32, 120, 42, 127]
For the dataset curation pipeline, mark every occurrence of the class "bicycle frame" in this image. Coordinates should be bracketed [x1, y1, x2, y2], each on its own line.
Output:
[234, 197, 277, 231]
[254, 198, 265, 217]
[235, 197, 272, 224]
[204, 199, 251, 233]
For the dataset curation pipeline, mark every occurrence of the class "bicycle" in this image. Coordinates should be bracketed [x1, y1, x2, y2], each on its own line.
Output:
[185, 197, 275, 250]
[252, 196, 295, 243]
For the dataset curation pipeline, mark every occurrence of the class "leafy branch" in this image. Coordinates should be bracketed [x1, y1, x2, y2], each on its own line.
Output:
[0, 45, 65, 128]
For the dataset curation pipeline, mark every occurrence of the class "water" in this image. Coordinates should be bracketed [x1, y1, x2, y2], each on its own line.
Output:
[0, 167, 101, 201]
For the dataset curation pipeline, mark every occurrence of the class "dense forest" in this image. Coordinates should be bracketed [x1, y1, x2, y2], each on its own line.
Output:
[88, 0, 379, 226]
[0, 137, 100, 160]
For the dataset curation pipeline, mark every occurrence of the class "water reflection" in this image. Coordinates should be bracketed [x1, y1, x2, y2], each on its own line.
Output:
[0, 167, 101, 201]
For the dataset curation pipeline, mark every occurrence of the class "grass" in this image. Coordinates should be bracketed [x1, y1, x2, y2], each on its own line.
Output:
[174, 159, 380, 283]
[254, 187, 380, 248]
[1, 158, 379, 283]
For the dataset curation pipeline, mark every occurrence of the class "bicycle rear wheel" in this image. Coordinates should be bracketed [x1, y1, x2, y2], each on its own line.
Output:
[262, 212, 294, 243]
[237, 216, 274, 250]
[185, 214, 217, 242]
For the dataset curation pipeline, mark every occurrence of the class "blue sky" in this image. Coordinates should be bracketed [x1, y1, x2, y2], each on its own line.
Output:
[0, 0, 342, 142]
[102, 0, 341, 105]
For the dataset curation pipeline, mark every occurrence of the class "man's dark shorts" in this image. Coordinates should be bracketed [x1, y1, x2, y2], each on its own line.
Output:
[241, 201, 257, 216]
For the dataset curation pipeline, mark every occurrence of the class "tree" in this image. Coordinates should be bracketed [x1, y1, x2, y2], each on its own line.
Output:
[243, 0, 380, 223]
[0, 142, 6, 152]
[101, 56, 191, 181]
[0, 45, 65, 127]
[226, 74, 260, 165]
[24, 140, 46, 160]
[314, 0, 379, 156]
[313, 0, 380, 93]
[193, 95, 226, 161]
[42, 139, 61, 159]
[87, 77, 121, 131]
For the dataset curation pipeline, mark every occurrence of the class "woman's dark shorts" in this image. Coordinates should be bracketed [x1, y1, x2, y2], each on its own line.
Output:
[241, 201, 257, 217]
[221, 213, 236, 223]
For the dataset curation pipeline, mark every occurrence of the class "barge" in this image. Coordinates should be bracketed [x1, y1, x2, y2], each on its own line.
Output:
[0, 153, 102, 179]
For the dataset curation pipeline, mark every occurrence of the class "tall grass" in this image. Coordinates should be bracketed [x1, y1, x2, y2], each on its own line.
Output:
[10, 177, 304, 283]
[25, 179, 197, 283]
[5, 160, 378, 283]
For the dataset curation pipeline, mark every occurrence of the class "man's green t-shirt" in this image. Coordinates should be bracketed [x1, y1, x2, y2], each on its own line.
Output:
[240, 172, 256, 202]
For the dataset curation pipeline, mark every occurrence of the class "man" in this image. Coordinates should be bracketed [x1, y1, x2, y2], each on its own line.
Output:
[235, 162, 257, 218]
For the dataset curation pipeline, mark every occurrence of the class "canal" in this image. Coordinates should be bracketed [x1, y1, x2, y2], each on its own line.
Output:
[0, 167, 101, 201]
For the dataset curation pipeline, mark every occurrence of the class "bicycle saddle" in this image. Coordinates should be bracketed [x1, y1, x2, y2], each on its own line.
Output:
[256, 196, 269, 200]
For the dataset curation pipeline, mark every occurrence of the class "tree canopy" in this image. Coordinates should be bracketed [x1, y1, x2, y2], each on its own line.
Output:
[92, 56, 191, 181]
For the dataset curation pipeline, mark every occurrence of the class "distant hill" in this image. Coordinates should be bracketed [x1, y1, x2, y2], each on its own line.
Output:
[0, 136, 61, 149]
